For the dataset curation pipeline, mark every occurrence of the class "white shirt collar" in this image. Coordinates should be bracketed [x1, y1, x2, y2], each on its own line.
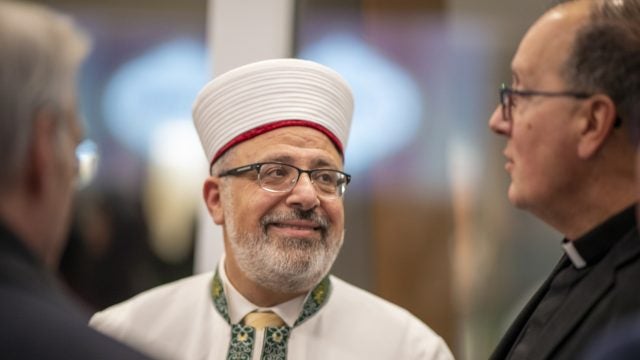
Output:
[218, 254, 306, 327]
[562, 239, 587, 269]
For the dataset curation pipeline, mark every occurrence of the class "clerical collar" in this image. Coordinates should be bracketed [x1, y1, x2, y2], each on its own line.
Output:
[217, 255, 304, 327]
[562, 205, 637, 269]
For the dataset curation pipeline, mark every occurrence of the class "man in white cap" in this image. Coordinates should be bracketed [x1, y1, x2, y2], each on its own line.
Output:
[90, 58, 453, 360]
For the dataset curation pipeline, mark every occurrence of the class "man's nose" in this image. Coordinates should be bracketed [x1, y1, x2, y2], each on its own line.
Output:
[285, 173, 320, 211]
[488, 106, 511, 136]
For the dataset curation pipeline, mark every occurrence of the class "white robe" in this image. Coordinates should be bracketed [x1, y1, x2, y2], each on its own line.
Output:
[90, 259, 454, 360]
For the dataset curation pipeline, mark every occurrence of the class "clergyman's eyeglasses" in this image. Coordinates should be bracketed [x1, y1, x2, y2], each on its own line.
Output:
[498, 83, 622, 127]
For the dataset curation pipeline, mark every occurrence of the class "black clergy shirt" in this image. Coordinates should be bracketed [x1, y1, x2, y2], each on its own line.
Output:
[491, 204, 640, 360]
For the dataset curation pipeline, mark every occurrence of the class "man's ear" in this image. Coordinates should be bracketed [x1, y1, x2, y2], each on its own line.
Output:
[25, 109, 58, 196]
[577, 95, 618, 159]
[203, 176, 224, 225]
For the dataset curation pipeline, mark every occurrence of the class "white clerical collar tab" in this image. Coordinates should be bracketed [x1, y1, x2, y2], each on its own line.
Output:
[562, 240, 587, 269]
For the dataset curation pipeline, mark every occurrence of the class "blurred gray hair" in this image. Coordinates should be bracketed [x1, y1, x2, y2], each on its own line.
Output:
[0, 1, 90, 189]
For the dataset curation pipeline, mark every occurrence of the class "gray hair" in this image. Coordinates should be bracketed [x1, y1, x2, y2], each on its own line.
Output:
[0, 1, 90, 189]
[562, 0, 640, 139]
[209, 149, 234, 177]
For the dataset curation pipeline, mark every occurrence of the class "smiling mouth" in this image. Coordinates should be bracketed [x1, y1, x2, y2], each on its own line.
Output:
[261, 209, 329, 237]
[270, 223, 322, 231]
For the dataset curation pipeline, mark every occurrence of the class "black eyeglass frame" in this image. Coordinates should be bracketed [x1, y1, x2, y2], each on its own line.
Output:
[499, 83, 593, 121]
[218, 162, 352, 198]
[498, 83, 622, 127]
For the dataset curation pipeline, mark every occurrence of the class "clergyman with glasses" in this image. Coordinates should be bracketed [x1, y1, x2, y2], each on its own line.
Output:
[90, 58, 454, 360]
[0, 1, 149, 359]
[488, 0, 640, 359]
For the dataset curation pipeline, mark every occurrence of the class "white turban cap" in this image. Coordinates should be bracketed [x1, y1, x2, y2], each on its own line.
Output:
[192, 58, 354, 167]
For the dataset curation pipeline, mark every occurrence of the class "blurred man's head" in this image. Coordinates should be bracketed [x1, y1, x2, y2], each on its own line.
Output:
[0, 1, 90, 266]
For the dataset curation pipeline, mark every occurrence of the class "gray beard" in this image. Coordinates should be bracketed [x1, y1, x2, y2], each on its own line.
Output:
[226, 206, 343, 294]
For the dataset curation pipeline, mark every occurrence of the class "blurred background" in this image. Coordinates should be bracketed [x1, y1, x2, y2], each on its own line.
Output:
[33, 0, 564, 358]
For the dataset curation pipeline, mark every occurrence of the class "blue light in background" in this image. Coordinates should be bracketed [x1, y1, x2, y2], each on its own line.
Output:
[102, 34, 422, 173]
[102, 38, 209, 157]
[299, 33, 423, 175]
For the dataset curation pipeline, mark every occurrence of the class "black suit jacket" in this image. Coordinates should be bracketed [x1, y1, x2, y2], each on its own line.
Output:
[0, 222, 150, 359]
[584, 314, 640, 360]
[491, 210, 640, 360]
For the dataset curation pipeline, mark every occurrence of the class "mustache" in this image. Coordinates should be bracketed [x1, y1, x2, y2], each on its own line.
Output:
[260, 209, 330, 231]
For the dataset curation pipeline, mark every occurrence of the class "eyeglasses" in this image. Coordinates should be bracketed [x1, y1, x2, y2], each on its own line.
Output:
[499, 83, 623, 126]
[218, 162, 351, 198]
[499, 83, 593, 121]
[75, 139, 99, 189]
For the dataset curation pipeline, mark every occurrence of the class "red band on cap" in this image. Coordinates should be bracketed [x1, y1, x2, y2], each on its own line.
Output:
[210, 120, 344, 166]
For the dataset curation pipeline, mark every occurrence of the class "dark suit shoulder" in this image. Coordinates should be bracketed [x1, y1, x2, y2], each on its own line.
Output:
[0, 287, 151, 359]
[608, 229, 640, 314]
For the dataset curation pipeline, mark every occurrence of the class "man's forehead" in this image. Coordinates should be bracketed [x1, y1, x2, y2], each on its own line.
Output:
[511, 1, 590, 85]
[254, 126, 335, 143]
[231, 127, 343, 165]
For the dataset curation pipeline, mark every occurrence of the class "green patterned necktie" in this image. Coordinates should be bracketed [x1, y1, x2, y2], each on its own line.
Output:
[210, 269, 332, 360]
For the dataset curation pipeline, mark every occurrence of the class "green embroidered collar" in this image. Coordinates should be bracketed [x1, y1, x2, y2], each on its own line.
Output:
[210, 269, 332, 360]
